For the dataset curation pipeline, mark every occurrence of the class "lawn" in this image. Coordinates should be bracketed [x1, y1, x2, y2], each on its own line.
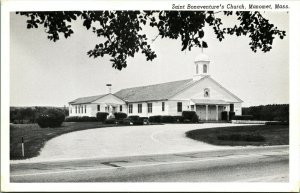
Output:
[10, 122, 123, 160]
[185, 125, 289, 146]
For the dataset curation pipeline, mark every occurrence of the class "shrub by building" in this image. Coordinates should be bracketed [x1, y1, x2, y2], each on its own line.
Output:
[173, 116, 184, 123]
[182, 111, 198, 123]
[229, 111, 235, 121]
[104, 119, 116, 124]
[133, 117, 145, 125]
[65, 116, 97, 122]
[128, 115, 139, 121]
[221, 111, 228, 121]
[114, 112, 127, 120]
[36, 109, 65, 128]
[96, 112, 109, 122]
[161, 116, 176, 123]
[149, 115, 161, 123]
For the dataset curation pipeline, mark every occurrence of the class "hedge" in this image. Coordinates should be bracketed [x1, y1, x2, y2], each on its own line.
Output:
[149, 115, 185, 123]
[161, 116, 175, 123]
[133, 117, 145, 125]
[36, 109, 65, 128]
[114, 112, 127, 120]
[229, 111, 235, 121]
[65, 116, 98, 122]
[149, 115, 161, 123]
[173, 116, 184, 123]
[128, 115, 139, 121]
[232, 115, 253, 120]
[118, 118, 132, 125]
[221, 111, 228, 121]
[104, 119, 116, 124]
[96, 112, 109, 122]
[182, 111, 198, 123]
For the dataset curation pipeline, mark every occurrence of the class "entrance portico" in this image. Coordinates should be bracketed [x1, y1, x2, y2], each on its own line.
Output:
[190, 99, 230, 121]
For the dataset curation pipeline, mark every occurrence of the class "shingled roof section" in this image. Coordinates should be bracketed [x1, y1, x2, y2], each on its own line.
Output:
[69, 94, 107, 104]
[114, 78, 197, 103]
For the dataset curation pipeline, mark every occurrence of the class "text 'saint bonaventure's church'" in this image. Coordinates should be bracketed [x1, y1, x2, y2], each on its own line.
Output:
[69, 50, 243, 121]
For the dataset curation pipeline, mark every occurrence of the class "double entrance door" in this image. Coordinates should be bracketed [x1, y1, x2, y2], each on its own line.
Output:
[195, 105, 220, 121]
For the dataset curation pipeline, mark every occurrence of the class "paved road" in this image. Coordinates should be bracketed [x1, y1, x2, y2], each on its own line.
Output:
[11, 145, 288, 182]
[17, 123, 260, 162]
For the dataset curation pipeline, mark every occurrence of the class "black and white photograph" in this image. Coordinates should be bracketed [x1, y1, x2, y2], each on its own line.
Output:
[1, 0, 300, 192]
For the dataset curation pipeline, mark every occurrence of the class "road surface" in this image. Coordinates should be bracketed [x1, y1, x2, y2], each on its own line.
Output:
[11, 145, 288, 182]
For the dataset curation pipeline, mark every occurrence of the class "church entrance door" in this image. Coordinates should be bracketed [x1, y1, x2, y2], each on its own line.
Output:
[196, 105, 206, 120]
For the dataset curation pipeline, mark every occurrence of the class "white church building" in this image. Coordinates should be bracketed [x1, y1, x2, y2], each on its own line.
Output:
[68, 52, 243, 121]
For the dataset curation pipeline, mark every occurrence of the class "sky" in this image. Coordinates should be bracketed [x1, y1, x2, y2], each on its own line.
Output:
[10, 11, 289, 107]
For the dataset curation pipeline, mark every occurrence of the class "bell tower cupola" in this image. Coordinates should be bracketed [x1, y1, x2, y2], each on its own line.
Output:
[193, 48, 210, 81]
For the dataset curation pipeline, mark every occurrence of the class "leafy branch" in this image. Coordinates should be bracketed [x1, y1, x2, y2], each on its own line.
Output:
[17, 11, 286, 70]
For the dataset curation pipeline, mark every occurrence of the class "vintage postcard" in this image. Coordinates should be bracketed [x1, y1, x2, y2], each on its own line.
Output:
[1, 0, 299, 192]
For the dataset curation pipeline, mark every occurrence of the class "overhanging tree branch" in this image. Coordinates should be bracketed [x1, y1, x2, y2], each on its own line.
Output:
[16, 11, 286, 70]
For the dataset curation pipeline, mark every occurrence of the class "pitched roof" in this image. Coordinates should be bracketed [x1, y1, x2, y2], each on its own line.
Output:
[114, 78, 196, 102]
[69, 94, 107, 104]
[69, 76, 243, 104]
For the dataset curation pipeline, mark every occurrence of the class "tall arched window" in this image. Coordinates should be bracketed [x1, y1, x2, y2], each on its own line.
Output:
[203, 64, 207, 73]
[204, 88, 210, 97]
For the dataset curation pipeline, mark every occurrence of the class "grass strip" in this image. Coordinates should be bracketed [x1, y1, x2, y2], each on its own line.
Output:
[186, 125, 289, 146]
[10, 122, 125, 160]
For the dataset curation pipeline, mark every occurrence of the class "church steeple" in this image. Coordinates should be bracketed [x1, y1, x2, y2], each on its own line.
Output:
[193, 48, 210, 81]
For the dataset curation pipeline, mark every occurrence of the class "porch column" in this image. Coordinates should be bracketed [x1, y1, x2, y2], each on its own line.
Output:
[227, 105, 229, 121]
[205, 105, 208, 121]
[216, 105, 219, 121]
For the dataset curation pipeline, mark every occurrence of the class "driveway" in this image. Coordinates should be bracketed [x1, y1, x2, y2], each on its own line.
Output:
[24, 123, 253, 162]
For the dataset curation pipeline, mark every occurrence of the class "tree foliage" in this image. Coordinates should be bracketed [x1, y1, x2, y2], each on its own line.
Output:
[17, 11, 286, 70]
[242, 104, 289, 121]
[10, 107, 68, 124]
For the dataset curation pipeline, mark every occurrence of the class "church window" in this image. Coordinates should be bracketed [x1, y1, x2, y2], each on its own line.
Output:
[147, 103, 152, 113]
[129, 104, 133, 113]
[84, 105, 86, 113]
[177, 102, 182, 112]
[120, 105, 122, 112]
[204, 88, 210, 97]
[162, 102, 165, 111]
[97, 105, 100, 111]
[138, 104, 142, 113]
[203, 64, 207, 73]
